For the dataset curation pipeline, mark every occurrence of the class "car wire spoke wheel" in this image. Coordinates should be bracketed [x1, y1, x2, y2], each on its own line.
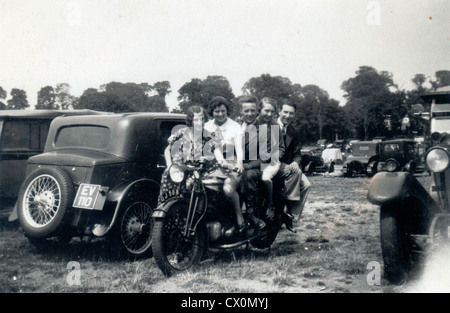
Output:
[18, 167, 74, 239]
[23, 174, 61, 228]
[120, 201, 153, 254]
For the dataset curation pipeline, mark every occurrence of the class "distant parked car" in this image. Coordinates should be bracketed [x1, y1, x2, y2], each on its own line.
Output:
[316, 139, 328, 150]
[377, 138, 425, 173]
[342, 141, 380, 177]
[301, 147, 334, 175]
[321, 146, 344, 165]
[0, 109, 105, 215]
[9, 112, 185, 259]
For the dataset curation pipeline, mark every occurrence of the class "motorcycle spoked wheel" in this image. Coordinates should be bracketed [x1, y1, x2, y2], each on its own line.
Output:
[152, 202, 206, 277]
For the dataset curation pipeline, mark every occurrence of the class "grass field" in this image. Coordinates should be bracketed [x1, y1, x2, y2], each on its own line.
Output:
[0, 173, 436, 293]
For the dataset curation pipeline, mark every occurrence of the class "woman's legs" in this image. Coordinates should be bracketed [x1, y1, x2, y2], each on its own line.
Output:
[223, 177, 245, 229]
[261, 179, 274, 219]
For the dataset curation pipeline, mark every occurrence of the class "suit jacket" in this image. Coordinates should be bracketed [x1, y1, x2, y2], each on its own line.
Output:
[280, 123, 302, 165]
[242, 118, 285, 169]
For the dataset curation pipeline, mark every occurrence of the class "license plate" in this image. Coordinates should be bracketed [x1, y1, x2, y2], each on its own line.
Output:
[73, 184, 102, 210]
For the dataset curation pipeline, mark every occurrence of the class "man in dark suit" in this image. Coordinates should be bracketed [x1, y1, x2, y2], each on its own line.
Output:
[238, 95, 268, 230]
[240, 96, 302, 233]
[276, 99, 311, 231]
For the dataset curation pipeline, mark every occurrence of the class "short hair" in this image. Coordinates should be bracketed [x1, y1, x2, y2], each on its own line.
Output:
[280, 99, 297, 112]
[238, 95, 259, 105]
[185, 105, 208, 127]
[209, 96, 230, 117]
[258, 97, 278, 112]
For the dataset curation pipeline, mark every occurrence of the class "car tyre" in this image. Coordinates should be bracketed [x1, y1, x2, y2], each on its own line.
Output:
[305, 162, 315, 176]
[17, 167, 74, 239]
[112, 199, 155, 259]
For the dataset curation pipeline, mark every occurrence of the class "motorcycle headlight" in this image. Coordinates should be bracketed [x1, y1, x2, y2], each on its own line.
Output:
[385, 159, 398, 172]
[169, 164, 185, 183]
[426, 148, 450, 173]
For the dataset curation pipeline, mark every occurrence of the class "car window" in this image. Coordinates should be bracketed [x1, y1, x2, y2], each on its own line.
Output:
[1, 120, 40, 151]
[40, 123, 50, 149]
[384, 144, 399, 152]
[406, 144, 415, 155]
[55, 125, 110, 149]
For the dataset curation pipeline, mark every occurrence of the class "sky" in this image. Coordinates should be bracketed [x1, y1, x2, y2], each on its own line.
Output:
[0, 0, 449, 110]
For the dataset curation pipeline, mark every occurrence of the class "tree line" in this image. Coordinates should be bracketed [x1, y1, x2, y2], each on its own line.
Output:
[1, 67, 449, 144]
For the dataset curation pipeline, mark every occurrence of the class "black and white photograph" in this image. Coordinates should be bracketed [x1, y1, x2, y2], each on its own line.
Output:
[0, 0, 449, 296]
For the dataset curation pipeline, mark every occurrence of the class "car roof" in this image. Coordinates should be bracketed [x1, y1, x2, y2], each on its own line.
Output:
[45, 112, 187, 160]
[0, 109, 108, 119]
[50, 112, 186, 126]
[353, 141, 379, 145]
[381, 138, 416, 144]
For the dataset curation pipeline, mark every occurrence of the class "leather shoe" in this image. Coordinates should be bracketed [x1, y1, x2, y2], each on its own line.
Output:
[284, 216, 296, 233]
[224, 223, 246, 238]
[265, 206, 275, 221]
[248, 215, 266, 230]
[284, 211, 294, 220]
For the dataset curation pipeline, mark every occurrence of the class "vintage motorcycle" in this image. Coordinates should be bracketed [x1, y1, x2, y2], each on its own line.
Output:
[151, 159, 286, 276]
[367, 87, 450, 284]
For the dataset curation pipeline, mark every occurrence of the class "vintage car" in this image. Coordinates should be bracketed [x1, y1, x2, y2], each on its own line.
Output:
[376, 138, 425, 173]
[0, 109, 105, 215]
[316, 139, 328, 150]
[321, 146, 344, 165]
[367, 86, 450, 284]
[301, 147, 335, 175]
[342, 141, 380, 177]
[9, 112, 185, 258]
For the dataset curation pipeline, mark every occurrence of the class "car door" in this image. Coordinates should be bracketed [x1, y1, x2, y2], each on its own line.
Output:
[0, 118, 51, 209]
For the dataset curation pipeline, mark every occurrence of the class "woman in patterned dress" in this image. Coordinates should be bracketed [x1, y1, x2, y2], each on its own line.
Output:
[157, 105, 217, 205]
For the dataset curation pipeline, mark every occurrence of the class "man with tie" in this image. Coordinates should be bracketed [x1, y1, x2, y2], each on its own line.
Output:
[276, 99, 311, 231]
[239, 96, 302, 233]
[239, 95, 268, 230]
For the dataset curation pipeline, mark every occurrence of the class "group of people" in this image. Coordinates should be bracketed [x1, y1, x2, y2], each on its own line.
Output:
[157, 95, 311, 237]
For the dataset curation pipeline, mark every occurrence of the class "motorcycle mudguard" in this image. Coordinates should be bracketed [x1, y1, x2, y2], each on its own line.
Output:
[367, 172, 437, 211]
[152, 198, 186, 219]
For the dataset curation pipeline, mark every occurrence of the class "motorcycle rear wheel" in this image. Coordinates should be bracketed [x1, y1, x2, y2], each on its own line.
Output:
[152, 203, 206, 277]
[250, 218, 280, 249]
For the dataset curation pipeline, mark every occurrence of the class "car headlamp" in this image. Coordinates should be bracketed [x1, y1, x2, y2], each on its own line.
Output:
[169, 164, 185, 183]
[385, 159, 398, 172]
[426, 148, 450, 173]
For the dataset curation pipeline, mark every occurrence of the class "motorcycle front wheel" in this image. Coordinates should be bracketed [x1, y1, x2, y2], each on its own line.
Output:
[152, 202, 206, 277]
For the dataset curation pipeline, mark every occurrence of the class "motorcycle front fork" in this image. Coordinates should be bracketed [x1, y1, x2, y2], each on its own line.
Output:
[183, 188, 206, 237]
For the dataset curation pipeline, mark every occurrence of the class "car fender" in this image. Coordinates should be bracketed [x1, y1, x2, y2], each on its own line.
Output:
[93, 178, 160, 237]
[304, 161, 314, 171]
[367, 172, 437, 212]
[8, 203, 19, 222]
